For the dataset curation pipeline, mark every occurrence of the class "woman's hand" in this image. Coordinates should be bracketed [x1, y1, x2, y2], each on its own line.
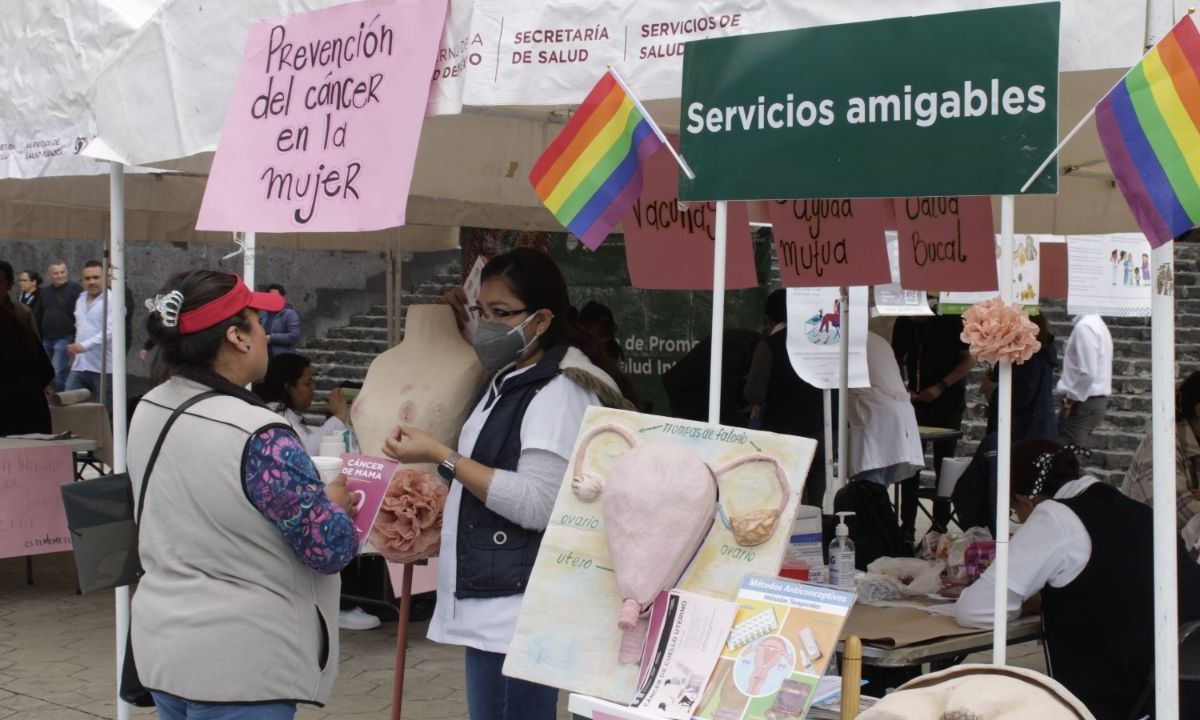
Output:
[437, 287, 471, 329]
[915, 384, 944, 403]
[328, 387, 350, 424]
[383, 426, 451, 465]
[325, 473, 358, 517]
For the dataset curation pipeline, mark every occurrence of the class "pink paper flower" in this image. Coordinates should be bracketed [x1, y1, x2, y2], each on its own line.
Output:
[370, 467, 447, 563]
[960, 298, 1042, 365]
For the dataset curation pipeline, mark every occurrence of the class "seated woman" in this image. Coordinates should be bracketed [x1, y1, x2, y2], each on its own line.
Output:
[1121, 371, 1200, 550]
[253, 353, 351, 456]
[956, 438, 1200, 719]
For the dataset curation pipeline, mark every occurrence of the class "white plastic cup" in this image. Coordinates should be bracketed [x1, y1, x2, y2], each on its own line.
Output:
[311, 456, 343, 484]
[318, 435, 345, 458]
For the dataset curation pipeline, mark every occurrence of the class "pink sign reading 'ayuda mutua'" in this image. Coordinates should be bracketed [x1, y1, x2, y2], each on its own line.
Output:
[197, 0, 448, 233]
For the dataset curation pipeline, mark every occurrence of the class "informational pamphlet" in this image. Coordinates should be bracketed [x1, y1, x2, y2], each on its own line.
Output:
[694, 576, 856, 720]
[631, 590, 738, 719]
[338, 453, 398, 544]
[784, 286, 869, 389]
[1066, 233, 1153, 317]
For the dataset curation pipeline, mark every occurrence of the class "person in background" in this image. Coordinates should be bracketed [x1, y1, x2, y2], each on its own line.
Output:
[834, 332, 926, 568]
[65, 260, 114, 416]
[955, 438, 1200, 719]
[744, 289, 826, 507]
[262, 283, 302, 357]
[892, 311, 975, 542]
[384, 249, 635, 720]
[1, 261, 54, 435]
[35, 260, 82, 391]
[1121, 371, 1200, 551]
[130, 269, 358, 719]
[575, 300, 639, 407]
[1055, 313, 1112, 448]
[252, 353, 351, 457]
[18, 269, 41, 317]
[982, 313, 1059, 442]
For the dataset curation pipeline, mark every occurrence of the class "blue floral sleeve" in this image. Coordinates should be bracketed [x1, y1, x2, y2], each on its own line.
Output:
[243, 426, 359, 575]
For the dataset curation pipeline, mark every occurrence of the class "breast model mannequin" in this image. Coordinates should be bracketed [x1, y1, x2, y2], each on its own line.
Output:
[353, 304, 486, 562]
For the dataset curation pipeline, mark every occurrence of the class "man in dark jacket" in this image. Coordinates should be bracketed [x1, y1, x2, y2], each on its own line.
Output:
[262, 283, 302, 356]
[35, 260, 82, 391]
[744, 289, 827, 507]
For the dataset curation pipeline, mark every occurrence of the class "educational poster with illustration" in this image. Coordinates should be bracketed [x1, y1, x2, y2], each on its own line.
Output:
[939, 234, 1043, 314]
[873, 231, 934, 316]
[695, 576, 856, 720]
[1066, 233, 1153, 317]
[784, 286, 869, 389]
[504, 408, 816, 704]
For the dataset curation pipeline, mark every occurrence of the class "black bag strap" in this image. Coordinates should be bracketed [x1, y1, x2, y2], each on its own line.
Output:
[135, 390, 221, 524]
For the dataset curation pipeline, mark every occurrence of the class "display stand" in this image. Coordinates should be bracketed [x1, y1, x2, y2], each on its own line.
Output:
[389, 562, 418, 720]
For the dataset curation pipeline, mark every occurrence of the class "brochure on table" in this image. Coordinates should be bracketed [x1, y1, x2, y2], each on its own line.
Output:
[504, 408, 816, 703]
[694, 576, 856, 720]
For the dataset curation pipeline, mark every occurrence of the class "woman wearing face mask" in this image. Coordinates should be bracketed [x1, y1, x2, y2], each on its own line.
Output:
[954, 438, 1200, 719]
[382, 249, 635, 720]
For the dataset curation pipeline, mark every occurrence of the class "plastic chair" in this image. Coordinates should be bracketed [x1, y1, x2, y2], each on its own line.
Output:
[1125, 620, 1200, 720]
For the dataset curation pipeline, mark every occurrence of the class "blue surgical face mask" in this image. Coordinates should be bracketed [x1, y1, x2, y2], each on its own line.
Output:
[471, 313, 540, 371]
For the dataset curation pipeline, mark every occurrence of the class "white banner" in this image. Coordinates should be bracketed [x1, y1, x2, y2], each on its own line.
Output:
[426, 0, 1146, 115]
[785, 286, 869, 390]
[1066, 233, 1153, 317]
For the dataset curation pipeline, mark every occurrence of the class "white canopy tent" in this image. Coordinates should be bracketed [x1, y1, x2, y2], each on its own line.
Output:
[2, 1, 1185, 718]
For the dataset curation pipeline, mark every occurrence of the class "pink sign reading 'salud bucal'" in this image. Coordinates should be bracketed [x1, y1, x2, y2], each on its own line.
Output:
[339, 454, 398, 545]
[196, 0, 448, 233]
[894, 196, 998, 292]
[767, 198, 891, 288]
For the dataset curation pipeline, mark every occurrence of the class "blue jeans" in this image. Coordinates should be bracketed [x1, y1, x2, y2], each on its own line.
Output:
[66, 370, 112, 417]
[150, 691, 296, 720]
[464, 647, 558, 720]
[43, 337, 71, 391]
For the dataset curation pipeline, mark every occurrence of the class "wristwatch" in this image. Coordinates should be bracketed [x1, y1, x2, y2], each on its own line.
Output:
[438, 451, 462, 481]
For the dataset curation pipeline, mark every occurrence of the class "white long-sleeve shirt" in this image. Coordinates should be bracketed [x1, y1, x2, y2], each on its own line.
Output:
[1055, 315, 1112, 402]
[71, 290, 114, 373]
[955, 477, 1099, 628]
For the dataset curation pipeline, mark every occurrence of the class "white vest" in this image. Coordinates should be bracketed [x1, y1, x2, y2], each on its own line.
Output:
[127, 377, 340, 705]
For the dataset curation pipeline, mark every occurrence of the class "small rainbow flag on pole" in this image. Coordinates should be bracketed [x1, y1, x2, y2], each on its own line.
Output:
[1097, 15, 1200, 248]
[529, 69, 687, 250]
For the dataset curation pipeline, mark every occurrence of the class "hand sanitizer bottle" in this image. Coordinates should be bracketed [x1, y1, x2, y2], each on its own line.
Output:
[828, 511, 856, 590]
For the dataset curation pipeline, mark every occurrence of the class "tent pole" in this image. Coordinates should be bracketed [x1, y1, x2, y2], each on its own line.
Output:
[823, 389, 834, 512]
[1151, 241, 1179, 718]
[243, 231, 256, 290]
[836, 287, 849, 494]
[993, 194, 1015, 664]
[707, 202, 728, 425]
[110, 162, 130, 720]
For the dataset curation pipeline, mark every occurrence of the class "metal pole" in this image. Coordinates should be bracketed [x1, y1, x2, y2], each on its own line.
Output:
[100, 252, 109, 415]
[836, 287, 849, 492]
[242, 231, 256, 290]
[707, 201, 728, 425]
[823, 389, 834, 512]
[993, 194, 1015, 664]
[110, 162, 130, 720]
[1151, 241, 1179, 718]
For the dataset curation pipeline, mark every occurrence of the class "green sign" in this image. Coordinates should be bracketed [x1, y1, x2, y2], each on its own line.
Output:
[678, 3, 1060, 201]
[549, 234, 772, 415]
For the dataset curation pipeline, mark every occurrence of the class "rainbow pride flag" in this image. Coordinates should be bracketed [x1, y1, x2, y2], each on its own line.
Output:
[529, 70, 665, 249]
[1097, 16, 1200, 247]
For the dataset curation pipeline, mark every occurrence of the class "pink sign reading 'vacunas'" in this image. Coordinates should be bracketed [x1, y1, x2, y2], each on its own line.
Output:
[197, 0, 447, 233]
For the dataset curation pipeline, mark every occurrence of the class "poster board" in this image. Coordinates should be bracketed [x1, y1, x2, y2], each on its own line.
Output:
[784, 286, 870, 389]
[504, 407, 816, 703]
[0, 443, 73, 559]
[1066, 233, 1153, 317]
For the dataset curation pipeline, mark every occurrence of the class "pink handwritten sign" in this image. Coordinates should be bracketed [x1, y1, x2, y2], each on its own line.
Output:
[768, 199, 890, 287]
[197, 0, 448, 233]
[894, 196, 998, 292]
[622, 139, 758, 290]
[339, 453, 397, 544]
[0, 444, 73, 559]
